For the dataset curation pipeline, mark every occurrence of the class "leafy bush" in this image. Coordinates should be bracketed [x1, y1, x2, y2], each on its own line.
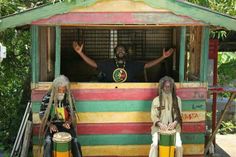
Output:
[218, 120, 236, 135]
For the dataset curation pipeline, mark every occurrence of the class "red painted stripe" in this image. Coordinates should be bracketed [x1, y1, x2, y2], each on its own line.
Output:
[77, 123, 151, 135]
[31, 88, 207, 101]
[33, 122, 205, 135]
[182, 122, 205, 133]
[72, 89, 156, 100]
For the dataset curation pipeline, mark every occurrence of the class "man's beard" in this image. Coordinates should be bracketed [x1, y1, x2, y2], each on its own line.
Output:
[57, 93, 65, 101]
[162, 92, 172, 100]
[162, 91, 172, 109]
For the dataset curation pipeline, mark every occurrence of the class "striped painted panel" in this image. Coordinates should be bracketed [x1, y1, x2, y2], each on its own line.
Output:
[32, 83, 206, 156]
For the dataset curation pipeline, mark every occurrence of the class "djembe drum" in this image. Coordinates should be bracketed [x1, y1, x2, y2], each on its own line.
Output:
[52, 132, 72, 157]
[158, 129, 176, 157]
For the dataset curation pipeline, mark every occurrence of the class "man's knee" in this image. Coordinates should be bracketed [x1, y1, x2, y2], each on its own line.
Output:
[152, 132, 159, 147]
[175, 132, 182, 147]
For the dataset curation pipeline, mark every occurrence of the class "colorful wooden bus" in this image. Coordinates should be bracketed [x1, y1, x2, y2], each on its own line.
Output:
[1, 0, 236, 157]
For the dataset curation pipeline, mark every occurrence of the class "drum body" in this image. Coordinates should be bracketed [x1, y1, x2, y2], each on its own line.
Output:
[52, 132, 72, 157]
[159, 129, 176, 157]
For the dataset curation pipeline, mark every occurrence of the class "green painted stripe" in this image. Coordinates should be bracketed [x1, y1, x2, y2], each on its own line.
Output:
[32, 102, 41, 112]
[77, 101, 151, 112]
[179, 26, 186, 82]
[182, 100, 206, 111]
[203, 27, 210, 82]
[32, 100, 205, 113]
[200, 26, 210, 82]
[159, 134, 175, 146]
[31, 25, 39, 83]
[33, 133, 204, 145]
[55, 26, 61, 77]
[34, 134, 151, 146]
[181, 133, 205, 144]
[53, 142, 71, 152]
[33, 101, 152, 112]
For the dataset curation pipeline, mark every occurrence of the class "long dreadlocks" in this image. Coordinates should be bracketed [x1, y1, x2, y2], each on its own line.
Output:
[158, 76, 182, 126]
[38, 75, 78, 155]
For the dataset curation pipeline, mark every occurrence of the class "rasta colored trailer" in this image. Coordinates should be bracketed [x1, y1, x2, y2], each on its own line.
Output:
[1, 0, 236, 157]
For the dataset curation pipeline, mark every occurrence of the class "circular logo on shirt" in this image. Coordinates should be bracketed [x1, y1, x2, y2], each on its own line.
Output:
[113, 68, 128, 82]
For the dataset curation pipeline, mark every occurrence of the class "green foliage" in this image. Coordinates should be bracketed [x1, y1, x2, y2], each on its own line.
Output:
[218, 52, 236, 87]
[0, 28, 31, 151]
[187, 0, 210, 7]
[1, 0, 53, 153]
[0, 0, 55, 17]
[188, 0, 236, 16]
[206, 112, 212, 121]
[218, 120, 236, 135]
[187, 0, 236, 40]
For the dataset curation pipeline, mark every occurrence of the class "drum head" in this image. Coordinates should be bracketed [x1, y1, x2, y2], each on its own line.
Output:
[159, 129, 176, 135]
[53, 132, 72, 143]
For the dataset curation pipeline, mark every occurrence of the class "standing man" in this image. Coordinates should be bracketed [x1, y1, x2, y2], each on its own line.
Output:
[39, 75, 82, 157]
[73, 42, 174, 82]
[149, 76, 183, 157]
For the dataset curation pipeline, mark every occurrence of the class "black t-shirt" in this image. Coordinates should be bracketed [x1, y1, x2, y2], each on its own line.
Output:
[97, 59, 145, 82]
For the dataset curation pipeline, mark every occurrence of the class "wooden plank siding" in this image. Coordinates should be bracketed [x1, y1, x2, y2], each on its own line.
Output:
[32, 83, 207, 156]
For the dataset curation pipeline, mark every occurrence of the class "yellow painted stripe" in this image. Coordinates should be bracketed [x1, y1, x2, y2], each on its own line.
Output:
[34, 144, 204, 156]
[53, 151, 71, 157]
[82, 144, 204, 156]
[82, 145, 150, 156]
[78, 112, 150, 123]
[33, 111, 205, 124]
[159, 145, 175, 157]
[33, 112, 150, 124]
[32, 82, 207, 90]
[33, 145, 43, 157]
[183, 144, 204, 155]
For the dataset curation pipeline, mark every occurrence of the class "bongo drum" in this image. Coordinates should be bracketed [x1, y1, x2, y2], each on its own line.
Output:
[52, 132, 72, 157]
[158, 129, 176, 157]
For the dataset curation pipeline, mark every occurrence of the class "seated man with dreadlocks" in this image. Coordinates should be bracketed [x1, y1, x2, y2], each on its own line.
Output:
[39, 75, 82, 157]
[149, 76, 183, 157]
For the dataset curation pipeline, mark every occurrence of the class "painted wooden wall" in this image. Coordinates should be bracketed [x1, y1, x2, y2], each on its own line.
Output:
[32, 83, 207, 157]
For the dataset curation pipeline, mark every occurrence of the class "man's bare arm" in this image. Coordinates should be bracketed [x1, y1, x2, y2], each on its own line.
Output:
[144, 48, 174, 69]
[73, 42, 98, 68]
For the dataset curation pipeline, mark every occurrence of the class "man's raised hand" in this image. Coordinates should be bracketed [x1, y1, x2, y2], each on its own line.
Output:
[73, 41, 84, 55]
[163, 48, 174, 58]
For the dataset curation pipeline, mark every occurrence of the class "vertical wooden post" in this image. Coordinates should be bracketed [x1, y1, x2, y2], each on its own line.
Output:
[212, 40, 219, 145]
[20, 121, 32, 157]
[55, 26, 61, 77]
[200, 26, 210, 82]
[179, 26, 186, 82]
[31, 25, 39, 84]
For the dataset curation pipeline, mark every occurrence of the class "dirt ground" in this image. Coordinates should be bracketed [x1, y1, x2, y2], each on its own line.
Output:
[209, 134, 236, 157]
